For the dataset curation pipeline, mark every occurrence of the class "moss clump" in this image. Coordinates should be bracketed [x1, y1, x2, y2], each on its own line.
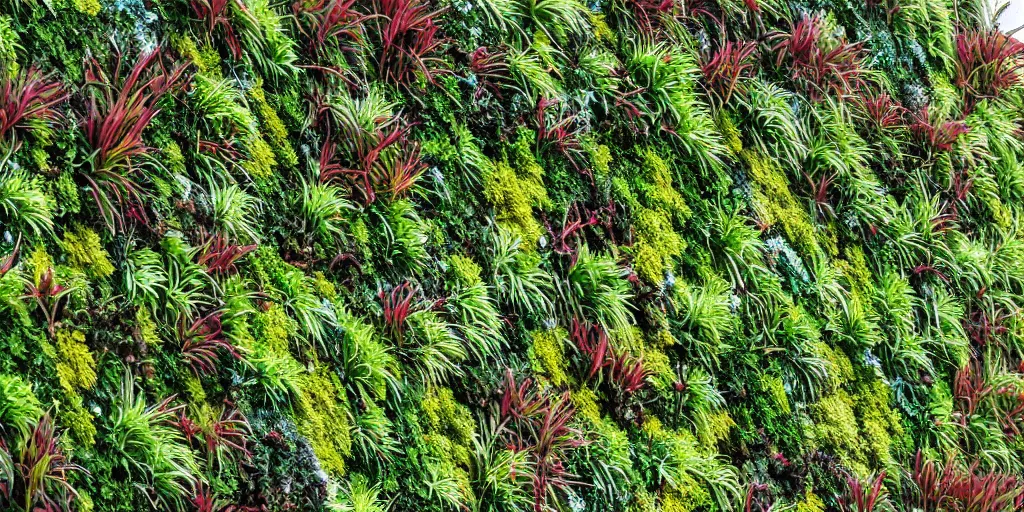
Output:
[448, 254, 483, 287]
[810, 379, 903, 477]
[421, 387, 475, 447]
[528, 328, 569, 387]
[249, 80, 298, 169]
[62, 225, 114, 279]
[853, 378, 906, 470]
[71, 0, 102, 16]
[590, 143, 613, 180]
[46, 172, 81, 218]
[136, 306, 160, 346]
[296, 367, 352, 476]
[484, 159, 547, 250]
[242, 135, 278, 181]
[54, 329, 96, 392]
[483, 130, 550, 250]
[633, 206, 685, 284]
[761, 373, 790, 416]
[252, 304, 296, 354]
[61, 392, 96, 447]
[740, 150, 824, 257]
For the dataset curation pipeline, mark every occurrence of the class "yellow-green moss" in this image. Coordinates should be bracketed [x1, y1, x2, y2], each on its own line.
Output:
[252, 304, 296, 354]
[810, 380, 904, 477]
[571, 386, 602, 425]
[249, 80, 298, 168]
[639, 149, 690, 220]
[590, 143, 613, 181]
[810, 388, 861, 468]
[61, 225, 114, 279]
[242, 135, 278, 181]
[170, 36, 221, 76]
[794, 490, 825, 512]
[701, 409, 735, 449]
[28, 245, 53, 285]
[312, 271, 337, 301]
[421, 387, 476, 447]
[60, 392, 96, 447]
[633, 206, 685, 284]
[448, 254, 483, 287]
[716, 112, 743, 155]
[527, 328, 569, 387]
[54, 329, 96, 393]
[136, 306, 160, 346]
[761, 373, 791, 416]
[660, 483, 713, 512]
[741, 149, 824, 257]
[71, 0, 102, 17]
[296, 367, 352, 476]
[815, 341, 854, 388]
[852, 378, 906, 470]
[483, 153, 548, 250]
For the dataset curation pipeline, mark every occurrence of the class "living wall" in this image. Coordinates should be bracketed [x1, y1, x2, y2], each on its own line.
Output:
[0, 0, 1023, 509]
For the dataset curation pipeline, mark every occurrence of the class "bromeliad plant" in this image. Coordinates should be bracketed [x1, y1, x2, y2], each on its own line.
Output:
[176, 310, 241, 377]
[499, 369, 584, 511]
[373, 0, 446, 88]
[0, 68, 66, 147]
[80, 49, 189, 232]
[0, 413, 83, 512]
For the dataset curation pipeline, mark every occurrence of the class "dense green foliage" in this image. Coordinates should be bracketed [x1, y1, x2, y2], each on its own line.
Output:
[1, 0, 1024, 510]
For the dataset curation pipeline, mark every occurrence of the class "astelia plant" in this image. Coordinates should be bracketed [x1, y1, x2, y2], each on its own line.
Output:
[571, 319, 650, 394]
[954, 29, 1024, 107]
[0, 68, 67, 146]
[860, 93, 906, 129]
[700, 40, 757, 106]
[374, 0, 446, 88]
[319, 122, 426, 204]
[549, 204, 600, 256]
[770, 15, 866, 101]
[174, 404, 251, 469]
[81, 49, 189, 232]
[177, 310, 241, 376]
[499, 369, 584, 511]
[292, 0, 368, 56]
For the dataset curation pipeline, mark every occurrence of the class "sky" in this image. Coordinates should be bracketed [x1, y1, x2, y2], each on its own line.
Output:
[998, 0, 1024, 34]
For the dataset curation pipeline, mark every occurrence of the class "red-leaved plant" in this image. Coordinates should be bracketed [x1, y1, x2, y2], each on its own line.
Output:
[0, 68, 67, 146]
[293, 0, 368, 56]
[912, 451, 1024, 512]
[955, 29, 1024, 109]
[701, 40, 757, 105]
[177, 310, 241, 376]
[909, 106, 969, 152]
[374, 0, 446, 88]
[380, 281, 419, 343]
[769, 15, 866, 101]
[319, 121, 427, 204]
[572, 318, 651, 395]
[197, 233, 257, 275]
[500, 369, 584, 511]
[0, 414, 83, 512]
[192, 0, 251, 60]
[81, 49, 189, 232]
